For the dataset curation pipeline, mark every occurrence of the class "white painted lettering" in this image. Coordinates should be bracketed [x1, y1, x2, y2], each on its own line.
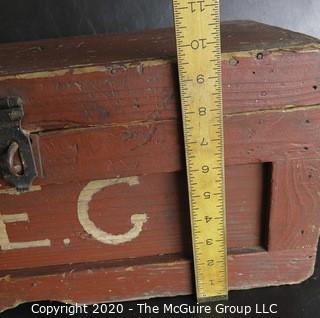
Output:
[77, 177, 147, 245]
[0, 213, 51, 250]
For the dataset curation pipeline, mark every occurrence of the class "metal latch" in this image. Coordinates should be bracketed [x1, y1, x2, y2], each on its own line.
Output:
[0, 97, 37, 192]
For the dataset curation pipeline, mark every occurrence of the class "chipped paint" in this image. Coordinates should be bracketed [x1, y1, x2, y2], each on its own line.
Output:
[77, 176, 148, 245]
[72, 66, 108, 75]
[0, 69, 70, 81]
[221, 43, 320, 61]
[63, 238, 71, 246]
[0, 59, 171, 81]
[0, 185, 42, 196]
[0, 41, 319, 82]
[0, 275, 11, 282]
[225, 104, 320, 118]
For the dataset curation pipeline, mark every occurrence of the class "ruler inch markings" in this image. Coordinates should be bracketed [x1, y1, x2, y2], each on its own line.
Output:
[173, 0, 228, 303]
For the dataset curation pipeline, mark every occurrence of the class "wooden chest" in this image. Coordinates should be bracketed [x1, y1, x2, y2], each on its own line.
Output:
[0, 21, 320, 310]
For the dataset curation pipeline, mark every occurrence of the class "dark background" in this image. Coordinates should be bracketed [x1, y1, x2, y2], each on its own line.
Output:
[0, 0, 320, 43]
[0, 1, 319, 317]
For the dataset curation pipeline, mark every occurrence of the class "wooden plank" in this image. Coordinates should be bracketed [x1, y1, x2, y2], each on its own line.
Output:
[36, 122, 183, 186]
[0, 165, 264, 271]
[0, 62, 180, 131]
[224, 106, 320, 165]
[0, 21, 318, 76]
[6, 106, 316, 187]
[0, 248, 316, 312]
[0, 105, 318, 188]
[0, 52, 319, 132]
[0, 23, 319, 132]
[268, 160, 320, 251]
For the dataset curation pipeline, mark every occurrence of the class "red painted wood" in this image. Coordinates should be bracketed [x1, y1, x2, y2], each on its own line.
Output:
[224, 107, 320, 165]
[0, 24, 319, 132]
[0, 63, 180, 131]
[0, 165, 264, 271]
[0, 21, 320, 311]
[20, 106, 320, 186]
[0, 52, 319, 132]
[268, 160, 320, 251]
[0, 248, 316, 311]
[0, 21, 318, 76]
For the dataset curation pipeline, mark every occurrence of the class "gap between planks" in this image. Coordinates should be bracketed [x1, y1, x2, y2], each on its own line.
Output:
[26, 103, 320, 135]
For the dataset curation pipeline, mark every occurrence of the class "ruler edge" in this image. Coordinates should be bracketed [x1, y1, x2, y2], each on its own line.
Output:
[172, 0, 228, 303]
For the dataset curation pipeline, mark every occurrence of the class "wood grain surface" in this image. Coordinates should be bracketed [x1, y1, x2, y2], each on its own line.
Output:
[0, 249, 316, 311]
[0, 165, 264, 272]
[0, 21, 319, 311]
[0, 48, 319, 132]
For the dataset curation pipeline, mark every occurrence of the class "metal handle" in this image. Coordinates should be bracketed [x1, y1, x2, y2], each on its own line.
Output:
[0, 97, 37, 192]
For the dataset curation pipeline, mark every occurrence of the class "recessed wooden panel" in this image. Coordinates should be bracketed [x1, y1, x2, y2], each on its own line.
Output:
[226, 164, 267, 250]
[0, 164, 265, 272]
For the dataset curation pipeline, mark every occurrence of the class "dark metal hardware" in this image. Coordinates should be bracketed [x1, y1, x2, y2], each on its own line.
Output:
[0, 97, 37, 192]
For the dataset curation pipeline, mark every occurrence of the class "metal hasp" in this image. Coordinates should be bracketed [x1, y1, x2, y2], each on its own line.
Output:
[0, 97, 37, 192]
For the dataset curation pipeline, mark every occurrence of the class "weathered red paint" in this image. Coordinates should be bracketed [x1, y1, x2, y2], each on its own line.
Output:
[0, 165, 265, 272]
[0, 21, 319, 311]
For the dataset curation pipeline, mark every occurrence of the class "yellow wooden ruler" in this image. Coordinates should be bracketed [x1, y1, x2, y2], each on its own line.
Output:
[173, 0, 228, 303]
